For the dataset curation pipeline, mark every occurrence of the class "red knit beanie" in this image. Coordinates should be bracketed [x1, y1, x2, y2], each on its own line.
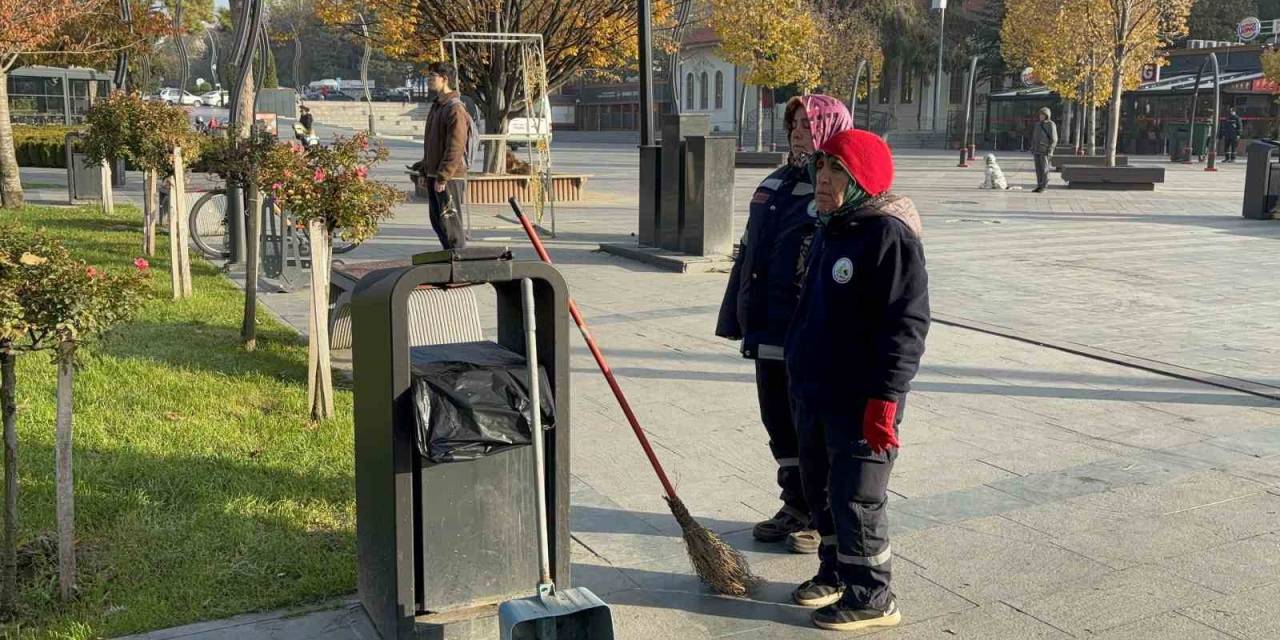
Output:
[818, 129, 894, 197]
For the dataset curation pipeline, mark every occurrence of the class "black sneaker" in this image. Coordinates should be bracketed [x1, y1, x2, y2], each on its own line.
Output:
[752, 507, 809, 543]
[1032, 187, 1045, 193]
[812, 597, 901, 632]
[791, 576, 844, 608]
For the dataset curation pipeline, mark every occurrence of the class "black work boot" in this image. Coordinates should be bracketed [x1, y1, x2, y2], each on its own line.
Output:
[792, 573, 844, 608]
[752, 506, 809, 543]
[812, 596, 901, 632]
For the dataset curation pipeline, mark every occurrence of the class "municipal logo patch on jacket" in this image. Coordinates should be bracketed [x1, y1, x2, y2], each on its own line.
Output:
[832, 257, 853, 284]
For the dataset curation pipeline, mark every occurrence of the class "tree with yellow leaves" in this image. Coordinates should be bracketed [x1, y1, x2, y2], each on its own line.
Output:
[315, 0, 673, 139]
[1097, 0, 1191, 166]
[811, 1, 883, 105]
[710, 0, 820, 151]
[1004, 0, 1111, 154]
[1004, 0, 1190, 166]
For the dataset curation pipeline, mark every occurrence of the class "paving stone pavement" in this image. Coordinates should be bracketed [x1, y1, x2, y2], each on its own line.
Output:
[28, 137, 1280, 639]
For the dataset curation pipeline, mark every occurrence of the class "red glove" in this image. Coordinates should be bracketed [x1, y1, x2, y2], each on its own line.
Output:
[863, 398, 901, 454]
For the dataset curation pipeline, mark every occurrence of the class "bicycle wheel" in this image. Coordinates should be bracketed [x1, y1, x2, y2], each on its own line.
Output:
[189, 189, 230, 259]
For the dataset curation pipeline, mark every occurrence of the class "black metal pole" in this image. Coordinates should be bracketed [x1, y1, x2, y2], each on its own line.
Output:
[638, 0, 655, 146]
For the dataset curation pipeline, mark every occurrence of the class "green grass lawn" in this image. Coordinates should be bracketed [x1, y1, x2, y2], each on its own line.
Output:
[1, 205, 356, 639]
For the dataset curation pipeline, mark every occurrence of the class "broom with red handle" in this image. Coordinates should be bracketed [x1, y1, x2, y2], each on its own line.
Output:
[509, 198, 758, 597]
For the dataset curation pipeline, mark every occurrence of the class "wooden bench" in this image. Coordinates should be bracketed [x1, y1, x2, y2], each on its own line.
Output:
[1060, 166, 1165, 191]
[406, 171, 589, 204]
[1051, 155, 1128, 171]
[328, 259, 483, 350]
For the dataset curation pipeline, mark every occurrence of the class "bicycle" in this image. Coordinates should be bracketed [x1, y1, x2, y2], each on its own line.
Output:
[188, 187, 360, 259]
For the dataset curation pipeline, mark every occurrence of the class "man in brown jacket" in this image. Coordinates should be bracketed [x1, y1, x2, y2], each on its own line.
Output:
[422, 62, 469, 249]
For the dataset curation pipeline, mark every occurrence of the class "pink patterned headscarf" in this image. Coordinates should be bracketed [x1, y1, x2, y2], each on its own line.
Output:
[786, 94, 854, 152]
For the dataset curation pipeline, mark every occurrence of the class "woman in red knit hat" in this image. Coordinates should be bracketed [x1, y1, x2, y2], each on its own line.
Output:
[783, 129, 930, 632]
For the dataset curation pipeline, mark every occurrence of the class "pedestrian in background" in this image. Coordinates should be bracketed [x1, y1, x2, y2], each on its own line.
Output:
[716, 95, 853, 555]
[1031, 107, 1058, 193]
[785, 129, 929, 632]
[1221, 106, 1242, 162]
[421, 62, 470, 249]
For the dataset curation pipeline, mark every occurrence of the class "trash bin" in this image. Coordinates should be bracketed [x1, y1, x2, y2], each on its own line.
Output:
[351, 249, 572, 640]
[1242, 139, 1280, 219]
[64, 132, 103, 203]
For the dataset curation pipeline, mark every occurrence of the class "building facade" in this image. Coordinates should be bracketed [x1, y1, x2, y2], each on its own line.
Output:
[6, 66, 114, 126]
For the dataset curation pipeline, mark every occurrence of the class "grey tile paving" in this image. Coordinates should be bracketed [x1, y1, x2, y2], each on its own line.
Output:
[41, 142, 1280, 638]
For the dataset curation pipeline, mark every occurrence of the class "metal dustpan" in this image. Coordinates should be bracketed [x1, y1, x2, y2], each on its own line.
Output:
[499, 278, 614, 640]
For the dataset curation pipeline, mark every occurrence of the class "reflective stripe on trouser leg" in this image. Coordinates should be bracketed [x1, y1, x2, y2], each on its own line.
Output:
[758, 359, 807, 513]
[830, 452, 895, 609]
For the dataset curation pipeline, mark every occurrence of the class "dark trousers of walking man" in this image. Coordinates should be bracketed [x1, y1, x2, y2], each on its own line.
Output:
[1224, 137, 1239, 162]
[1033, 153, 1050, 191]
[425, 177, 467, 250]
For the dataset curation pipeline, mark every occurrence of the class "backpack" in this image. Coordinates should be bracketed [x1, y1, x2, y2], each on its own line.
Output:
[445, 97, 481, 170]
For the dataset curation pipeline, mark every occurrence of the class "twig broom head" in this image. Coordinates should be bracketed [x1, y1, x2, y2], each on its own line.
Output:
[665, 495, 760, 597]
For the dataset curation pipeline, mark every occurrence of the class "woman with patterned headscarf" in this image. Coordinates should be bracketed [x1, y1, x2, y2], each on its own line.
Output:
[715, 95, 853, 554]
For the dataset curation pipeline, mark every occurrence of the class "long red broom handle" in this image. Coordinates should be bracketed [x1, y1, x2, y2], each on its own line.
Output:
[509, 199, 679, 501]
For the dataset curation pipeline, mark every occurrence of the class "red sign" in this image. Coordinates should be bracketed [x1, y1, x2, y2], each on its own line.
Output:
[1140, 63, 1160, 83]
[1239, 17, 1263, 41]
[1252, 77, 1280, 93]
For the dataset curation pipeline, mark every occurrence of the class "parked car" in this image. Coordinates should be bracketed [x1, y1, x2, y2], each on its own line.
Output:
[157, 88, 203, 106]
[388, 87, 412, 101]
[199, 90, 229, 107]
[506, 96, 553, 148]
[367, 87, 391, 102]
[321, 92, 356, 101]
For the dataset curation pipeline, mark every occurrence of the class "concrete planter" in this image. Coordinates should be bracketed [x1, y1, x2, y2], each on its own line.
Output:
[1052, 155, 1128, 172]
[1061, 166, 1165, 191]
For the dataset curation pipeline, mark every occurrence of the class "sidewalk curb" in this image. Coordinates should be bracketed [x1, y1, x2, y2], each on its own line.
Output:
[935, 313, 1280, 402]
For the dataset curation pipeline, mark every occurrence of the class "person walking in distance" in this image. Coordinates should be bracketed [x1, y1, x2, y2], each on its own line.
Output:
[1222, 106, 1242, 163]
[716, 95, 854, 555]
[1031, 107, 1058, 193]
[422, 62, 470, 249]
[785, 129, 929, 632]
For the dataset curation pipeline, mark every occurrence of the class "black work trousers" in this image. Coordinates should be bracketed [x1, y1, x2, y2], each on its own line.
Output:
[755, 359, 808, 516]
[426, 177, 467, 250]
[794, 400, 896, 609]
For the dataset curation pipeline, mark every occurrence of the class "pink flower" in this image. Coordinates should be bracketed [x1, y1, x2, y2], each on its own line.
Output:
[360, 137, 369, 150]
[134, 258, 150, 271]
[283, 170, 294, 179]
[290, 142, 304, 153]
[313, 168, 327, 183]
[86, 266, 99, 278]
[355, 166, 368, 180]
[272, 182, 284, 191]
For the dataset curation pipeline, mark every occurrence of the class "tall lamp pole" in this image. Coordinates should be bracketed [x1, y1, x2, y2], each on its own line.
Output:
[932, 0, 947, 131]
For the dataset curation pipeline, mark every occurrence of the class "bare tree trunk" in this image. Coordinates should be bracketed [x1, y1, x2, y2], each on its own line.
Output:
[755, 88, 763, 152]
[1087, 76, 1098, 156]
[0, 67, 24, 210]
[143, 170, 157, 256]
[170, 148, 192, 299]
[241, 184, 260, 351]
[1, 347, 17, 614]
[99, 160, 113, 215]
[54, 341, 75, 601]
[306, 221, 334, 420]
[1106, 57, 1125, 167]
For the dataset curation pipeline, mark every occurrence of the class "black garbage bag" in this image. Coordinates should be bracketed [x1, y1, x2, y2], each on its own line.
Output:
[410, 341, 555, 463]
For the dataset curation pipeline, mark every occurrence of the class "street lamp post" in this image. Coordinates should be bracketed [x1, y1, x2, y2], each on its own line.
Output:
[932, 0, 947, 132]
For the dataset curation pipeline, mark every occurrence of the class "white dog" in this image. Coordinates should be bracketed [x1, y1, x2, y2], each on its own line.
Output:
[980, 153, 1019, 190]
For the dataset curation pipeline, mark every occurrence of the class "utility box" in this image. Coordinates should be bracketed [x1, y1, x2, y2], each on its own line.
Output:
[659, 114, 710, 249]
[1243, 139, 1280, 220]
[681, 135, 736, 256]
[351, 251, 572, 640]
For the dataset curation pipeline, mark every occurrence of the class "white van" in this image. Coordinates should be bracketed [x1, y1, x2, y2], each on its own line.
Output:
[506, 96, 552, 148]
